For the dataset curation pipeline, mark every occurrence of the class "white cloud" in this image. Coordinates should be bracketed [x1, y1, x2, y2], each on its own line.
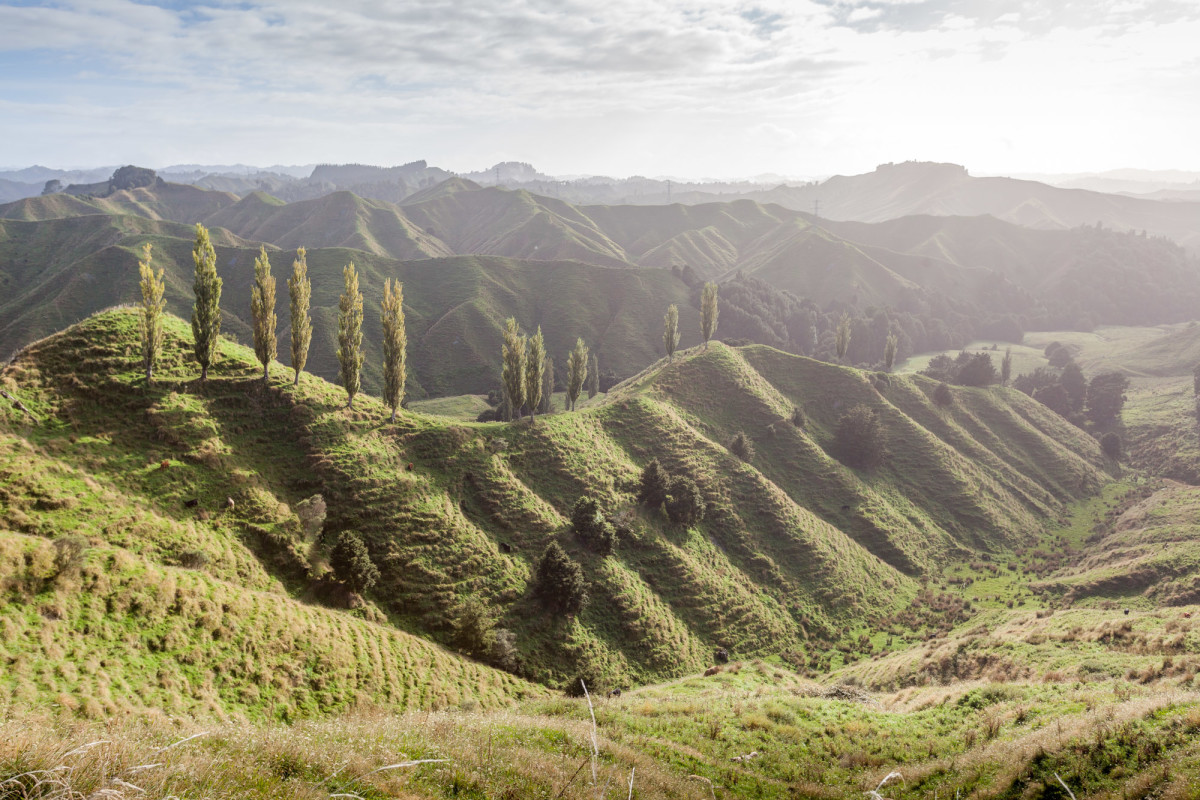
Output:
[0, 0, 1198, 175]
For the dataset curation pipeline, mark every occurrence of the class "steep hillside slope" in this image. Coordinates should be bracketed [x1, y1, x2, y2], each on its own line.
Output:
[1, 310, 1110, 694]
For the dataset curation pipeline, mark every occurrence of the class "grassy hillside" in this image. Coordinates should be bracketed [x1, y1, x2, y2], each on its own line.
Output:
[0, 309, 1112, 702]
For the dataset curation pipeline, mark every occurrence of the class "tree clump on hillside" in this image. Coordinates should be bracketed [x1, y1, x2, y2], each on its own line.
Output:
[933, 382, 954, 407]
[288, 247, 312, 386]
[921, 351, 997, 387]
[533, 541, 587, 615]
[1100, 432, 1122, 462]
[381, 278, 406, 421]
[1086, 372, 1129, 427]
[330, 531, 379, 595]
[832, 404, 886, 469]
[637, 459, 670, 508]
[190, 223, 222, 382]
[700, 282, 719, 349]
[250, 246, 277, 383]
[663, 304, 680, 361]
[337, 263, 364, 409]
[571, 496, 618, 555]
[566, 338, 588, 411]
[665, 475, 705, 526]
[136, 242, 165, 384]
[729, 431, 755, 462]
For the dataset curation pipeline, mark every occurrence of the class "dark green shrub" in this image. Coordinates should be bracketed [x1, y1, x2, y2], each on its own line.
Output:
[933, 382, 954, 407]
[729, 431, 754, 462]
[665, 475, 705, 526]
[572, 496, 618, 555]
[330, 531, 379, 594]
[1100, 432, 1122, 461]
[832, 405, 885, 469]
[533, 542, 587, 614]
[637, 459, 670, 508]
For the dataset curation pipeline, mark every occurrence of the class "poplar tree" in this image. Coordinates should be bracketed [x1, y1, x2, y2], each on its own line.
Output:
[288, 247, 312, 386]
[1001, 347, 1013, 386]
[700, 282, 719, 349]
[381, 278, 407, 422]
[883, 332, 898, 372]
[524, 326, 546, 424]
[836, 312, 852, 363]
[250, 245, 277, 383]
[501, 317, 526, 421]
[539, 355, 554, 414]
[190, 223, 222, 381]
[137, 242, 165, 383]
[566, 338, 588, 411]
[663, 304, 680, 361]
[337, 262, 364, 409]
[587, 353, 600, 399]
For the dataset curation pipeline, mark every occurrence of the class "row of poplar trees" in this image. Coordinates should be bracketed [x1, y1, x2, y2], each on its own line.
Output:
[136, 223, 409, 421]
[501, 279, 720, 423]
[138, 224, 724, 424]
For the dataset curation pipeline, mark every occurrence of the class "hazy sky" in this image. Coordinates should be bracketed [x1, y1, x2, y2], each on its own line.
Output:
[2, 0, 1199, 178]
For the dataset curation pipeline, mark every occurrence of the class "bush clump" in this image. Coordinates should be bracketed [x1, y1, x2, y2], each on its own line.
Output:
[330, 531, 379, 594]
[637, 458, 670, 508]
[832, 404, 886, 469]
[729, 431, 755, 462]
[571, 495, 618, 555]
[533, 542, 587, 615]
[665, 475, 705, 526]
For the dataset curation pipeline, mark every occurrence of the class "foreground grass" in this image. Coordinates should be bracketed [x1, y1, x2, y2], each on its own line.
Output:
[6, 661, 1200, 799]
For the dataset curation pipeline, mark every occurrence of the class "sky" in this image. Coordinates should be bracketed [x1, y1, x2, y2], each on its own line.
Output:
[2, 0, 1199, 179]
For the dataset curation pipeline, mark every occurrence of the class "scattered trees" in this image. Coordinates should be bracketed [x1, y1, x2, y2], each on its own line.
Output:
[664, 304, 680, 361]
[190, 223, 222, 382]
[337, 262, 364, 409]
[381, 278, 407, 421]
[501, 317, 526, 421]
[922, 352, 997, 387]
[136, 242, 165, 383]
[700, 282, 719, 348]
[288, 247, 312, 386]
[330, 531, 379, 594]
[832, 404, 886, 469]
[533, 541, 587, 614]
[524, 326, 546, 423]
[250, 246, 277, 383]
[566, 338, 588, 411]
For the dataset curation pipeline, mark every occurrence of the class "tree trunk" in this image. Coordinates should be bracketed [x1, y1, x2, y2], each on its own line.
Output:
[146, 366, 152, 383]
[293, 370, 300, 387]
[389, 407, 397, 423]
[263, 362, 269, 383]
[200, 364, 208, 382]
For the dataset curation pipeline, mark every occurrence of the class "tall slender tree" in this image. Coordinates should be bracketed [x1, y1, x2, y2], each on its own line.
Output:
[137, 242, 165, 383]
[700, 282, 719, 349]
[1001, 347, 1013, 386]
[587, 353, 600, 399]
[835, 312, 852, 363]
[883, 332, 898, 372]
[250, 245, 277, 383]
[381, 278, 407, 422]
[190, 223, 222, 381]
[663, 304, 680, 361]
[501, 317, 526, 421]
[539, 355, 554, 414]
[288, 247, 312, 386]
[337, 262, 364, 409]
[566, 338, 588, 411]
[524, 326, 546, 424]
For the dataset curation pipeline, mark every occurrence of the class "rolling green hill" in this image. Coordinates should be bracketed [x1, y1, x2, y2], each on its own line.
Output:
[1, 308, 1112, 702]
